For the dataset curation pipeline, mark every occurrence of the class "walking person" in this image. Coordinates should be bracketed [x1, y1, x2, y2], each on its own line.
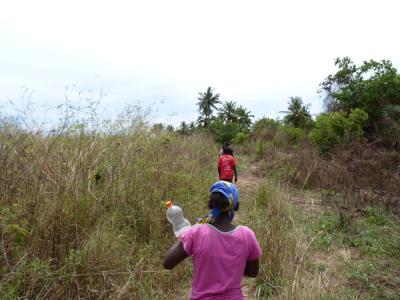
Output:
[218, 142, 231, 157]
[163, 181, 262, 300]
[218, 147, 237, 183]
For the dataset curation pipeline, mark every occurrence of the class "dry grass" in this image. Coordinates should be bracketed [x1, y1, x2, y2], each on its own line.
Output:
[240, 179, 323, 299]
[244, 177, 400, 299]
[257, 142, 400, 215]
[0, 110, 216, 299]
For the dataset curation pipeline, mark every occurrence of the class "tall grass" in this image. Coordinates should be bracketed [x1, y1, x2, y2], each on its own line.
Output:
[0, 107, 216, 299]
[255, 141, 400, 215]
[243, 180, 327, 299]
[247, 171, 400, 299]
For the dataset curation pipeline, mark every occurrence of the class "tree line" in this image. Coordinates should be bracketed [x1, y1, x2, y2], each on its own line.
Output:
[157, 57, 400, 153]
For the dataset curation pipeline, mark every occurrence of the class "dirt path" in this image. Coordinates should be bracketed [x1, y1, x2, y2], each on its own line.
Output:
[235, 158, 263, 300]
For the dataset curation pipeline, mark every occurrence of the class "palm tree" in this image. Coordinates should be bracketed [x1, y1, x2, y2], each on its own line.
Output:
[178, 121, 189, 135]
[281, 97, 312, 128]
[188, 121, 196, 131]
[236, 105, 254, 131]
[196, 87, 221, 127]
[219, 101, 238, 123]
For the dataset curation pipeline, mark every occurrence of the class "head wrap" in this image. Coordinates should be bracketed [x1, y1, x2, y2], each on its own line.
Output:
[209, 181, 239, 221]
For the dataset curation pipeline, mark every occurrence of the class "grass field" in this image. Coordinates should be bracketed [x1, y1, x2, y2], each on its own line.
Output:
[1, 115, 399, 299]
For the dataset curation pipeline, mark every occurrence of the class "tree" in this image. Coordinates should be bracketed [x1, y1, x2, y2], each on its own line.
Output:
[281, 97, 312, 128]
[219, 101, 238, 123]
[188, 121, 196, 131]
[320, 57, 400, 134]
[209, 118, 240, 145]
[166, 125, 174, 132]
[309, 108, 368, 155]
[177, 121, 189, 135]
[236, 105, 254, 132]
[196, 87, 221, 127]
[152, 123, 164, 132]
[252, 117, 280, 140]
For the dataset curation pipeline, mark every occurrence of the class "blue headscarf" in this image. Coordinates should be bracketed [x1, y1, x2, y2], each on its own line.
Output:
[209, 181, 239, 221]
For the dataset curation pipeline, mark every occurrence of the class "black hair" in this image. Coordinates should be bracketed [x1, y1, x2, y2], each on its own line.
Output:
[223, 142, 230, 148]
[208, 192, 229, 210]
[223, 147, 233, 155]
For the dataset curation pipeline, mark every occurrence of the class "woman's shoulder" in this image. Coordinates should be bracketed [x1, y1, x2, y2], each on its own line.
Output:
[237, 225, 257, 236]
[186, 223, 208, 235]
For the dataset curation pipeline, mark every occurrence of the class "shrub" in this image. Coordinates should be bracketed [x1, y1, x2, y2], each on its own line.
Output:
[232, 132, 248, 145]
[251, 117, 280, 141]
[275, 125, 306, 148]
[309, 108, 368, 155]
[208, 119, 240, 144]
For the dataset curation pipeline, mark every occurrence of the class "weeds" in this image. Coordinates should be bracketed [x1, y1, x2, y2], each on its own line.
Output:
[246, 176, 400, 299]
[0, 105, 216, 298]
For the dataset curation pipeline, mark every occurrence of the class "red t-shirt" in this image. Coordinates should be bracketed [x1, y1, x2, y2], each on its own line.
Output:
[218, 154, 237, 181]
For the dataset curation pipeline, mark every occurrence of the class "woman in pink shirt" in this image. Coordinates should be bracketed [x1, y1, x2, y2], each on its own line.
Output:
[163, 182, 262, 300]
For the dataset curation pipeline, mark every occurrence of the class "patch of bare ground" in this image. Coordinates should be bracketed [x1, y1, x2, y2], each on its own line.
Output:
[289, 190, 330, 215]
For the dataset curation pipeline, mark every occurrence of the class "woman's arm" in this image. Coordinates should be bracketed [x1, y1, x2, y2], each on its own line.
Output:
[163, 241, 189, 270]
[244, 259, 259, 277]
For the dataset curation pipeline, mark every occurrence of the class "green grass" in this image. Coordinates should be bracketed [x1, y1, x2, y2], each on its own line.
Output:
[299, 206, 400, 299]
[346, 259, 400, 299]
[306, 207, 400, 258]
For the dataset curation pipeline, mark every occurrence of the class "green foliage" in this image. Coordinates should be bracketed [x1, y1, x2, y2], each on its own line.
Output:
[307, 207, 400, 259]
[211, 100, 253, 143]
[194, 89, 254, 143]
[255, 140, 268, 158]
[346, 260, 400, 299]
[281, 96, 313, 128]
[306, 211, 343, 250]
[196, 87, 220, 128]
[232, 132, 248, 145]
[252, 117, 280, 140]
[209, 118, 240, 144]
[276, 125, 305, 148]
[177, 121, 189, 135]
[321, 57, 400, 134]
[235, 105, 254, 132]
[218, 100, 238, 123]
[309, 108, 368, 154]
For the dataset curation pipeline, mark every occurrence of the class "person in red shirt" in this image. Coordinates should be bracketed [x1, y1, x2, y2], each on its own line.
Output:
[218, 147, 238, 183]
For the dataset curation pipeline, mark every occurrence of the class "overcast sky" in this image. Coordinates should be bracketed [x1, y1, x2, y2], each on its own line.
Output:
[1, 0, 399, 127]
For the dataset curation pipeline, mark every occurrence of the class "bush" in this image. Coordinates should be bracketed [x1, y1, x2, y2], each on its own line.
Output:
[232, 132, 249, 145]
[275, 125, 306, 148]
[309, 108, 368, 155]
[208, 119, 241, 144]
[251, 117, 280, 141]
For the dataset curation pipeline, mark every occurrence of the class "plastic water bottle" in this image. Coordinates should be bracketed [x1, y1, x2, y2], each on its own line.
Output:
[165, 200, 191, 237]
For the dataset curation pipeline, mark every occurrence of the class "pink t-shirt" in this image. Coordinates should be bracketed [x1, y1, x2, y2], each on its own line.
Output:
[179, 224, 262, 300]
